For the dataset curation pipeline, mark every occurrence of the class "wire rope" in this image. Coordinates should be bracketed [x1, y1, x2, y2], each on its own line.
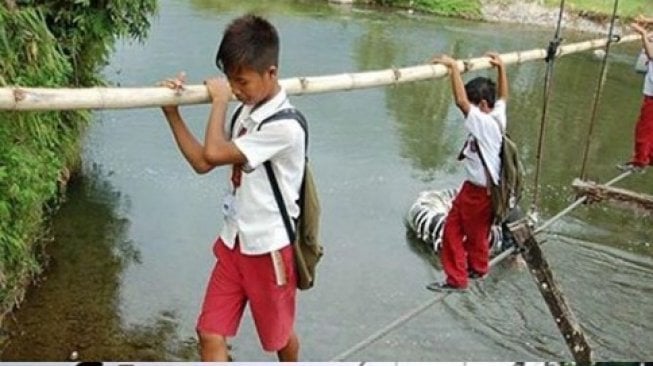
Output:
[531, 0, 566, 214]
[579, 0, 621, 180]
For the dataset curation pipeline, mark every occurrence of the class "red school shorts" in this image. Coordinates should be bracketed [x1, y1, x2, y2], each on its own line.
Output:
[196, 237, 297, 352]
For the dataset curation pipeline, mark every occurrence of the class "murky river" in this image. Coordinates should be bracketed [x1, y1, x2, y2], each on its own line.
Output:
[2, 0, 652, 361]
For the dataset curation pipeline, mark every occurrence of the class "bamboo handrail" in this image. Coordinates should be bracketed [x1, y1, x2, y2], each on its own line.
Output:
[0, 34, 640, 111]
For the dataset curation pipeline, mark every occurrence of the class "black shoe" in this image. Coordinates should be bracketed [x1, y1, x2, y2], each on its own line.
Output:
[468, 270, 487, 280]
[616, 162, 645, 173]
[426, 281, 468, 293]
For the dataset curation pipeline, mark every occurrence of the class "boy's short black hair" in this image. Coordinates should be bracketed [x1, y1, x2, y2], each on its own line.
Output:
[215, 14, 279, 75]
[465, 77, 497, 108]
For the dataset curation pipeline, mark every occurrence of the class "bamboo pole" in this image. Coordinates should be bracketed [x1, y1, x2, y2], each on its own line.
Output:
[572, 177, 653, 214]
[0, 34, 640, 111]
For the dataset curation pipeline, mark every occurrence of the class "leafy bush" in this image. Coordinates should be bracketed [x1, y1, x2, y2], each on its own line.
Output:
[0, 0, 156, 317]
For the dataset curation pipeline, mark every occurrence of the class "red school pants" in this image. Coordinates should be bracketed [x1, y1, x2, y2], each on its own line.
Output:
[632, 95, 653, 166]
[440, 181, 493, 288]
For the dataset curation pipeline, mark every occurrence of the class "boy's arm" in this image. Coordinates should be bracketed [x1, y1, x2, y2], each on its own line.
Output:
[431, 55, 471, 116]
[645, 36, 653, 60]
[633, 23, 653, 60]
[487, 52, 508, 101]
[160, 77, 246, 174]
[202, 78, 247, 167]
[162, 107, 215, 174]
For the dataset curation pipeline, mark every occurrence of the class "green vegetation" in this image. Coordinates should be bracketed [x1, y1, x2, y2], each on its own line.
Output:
[544, 0, 650, 19]
[370, 0, 482, 18]
[0, 0, 156, 319]
[0, 8, 80, 316]
[367, 0, 650, 21]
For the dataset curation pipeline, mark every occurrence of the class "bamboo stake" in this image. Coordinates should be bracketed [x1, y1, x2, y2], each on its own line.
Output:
[0, 34, 640, 111]
[508, 218, 593, 364]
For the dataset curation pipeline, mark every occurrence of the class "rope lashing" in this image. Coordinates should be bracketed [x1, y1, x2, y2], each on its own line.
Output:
[545, 36, 563, 63]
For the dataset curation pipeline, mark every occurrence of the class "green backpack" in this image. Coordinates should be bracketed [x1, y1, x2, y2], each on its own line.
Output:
[477, 120, 524, 225]
[231, 107, 324, 290]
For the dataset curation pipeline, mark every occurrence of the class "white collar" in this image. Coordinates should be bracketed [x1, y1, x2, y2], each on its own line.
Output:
[247, 87, 288, 125]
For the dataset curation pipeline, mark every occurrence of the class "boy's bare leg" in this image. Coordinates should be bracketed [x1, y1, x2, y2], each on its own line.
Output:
[198, 332, 229, 361]
[277, 331, 299, 362]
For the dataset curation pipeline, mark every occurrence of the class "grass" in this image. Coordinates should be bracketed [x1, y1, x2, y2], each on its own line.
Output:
[412, 0, 482, 18]
[368, 0, 482, 18]
[544, 0, 651, 19]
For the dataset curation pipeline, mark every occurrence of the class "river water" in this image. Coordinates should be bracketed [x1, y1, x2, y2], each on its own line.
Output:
[2, 0, 652, 361]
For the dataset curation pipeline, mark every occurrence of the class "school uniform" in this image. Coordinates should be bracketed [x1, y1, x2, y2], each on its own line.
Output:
[440, 100, 506, 288]
[632, 57, 653, 167]
[196, 88, 305, 352]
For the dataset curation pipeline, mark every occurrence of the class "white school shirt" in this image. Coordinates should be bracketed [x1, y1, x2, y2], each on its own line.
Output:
[220, 88, 306, 255]
[644, 56, 653, 97]
[461, 100, 506, 187]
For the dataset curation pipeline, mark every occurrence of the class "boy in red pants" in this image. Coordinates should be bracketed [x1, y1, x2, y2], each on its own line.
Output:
[427, 52, 508, 292]
[618, 22, 653, 172]
[161, 15, 303, 361]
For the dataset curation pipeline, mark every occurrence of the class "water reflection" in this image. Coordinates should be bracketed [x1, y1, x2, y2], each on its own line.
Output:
[1, 166, 195, 361]
[189, 0, 335, 16]
[353, 21, 458, 178]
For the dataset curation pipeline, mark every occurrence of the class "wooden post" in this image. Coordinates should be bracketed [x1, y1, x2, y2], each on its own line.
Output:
[572, 178, 653, 214]
[507, 218, 593, 364]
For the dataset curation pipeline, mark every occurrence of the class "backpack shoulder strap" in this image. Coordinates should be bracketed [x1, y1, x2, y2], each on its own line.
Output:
[257, 108, 309, 149]
[264, 160, 296, 244]
[475, 142, 495, 188]
[229, 104, 245, 139]
[476, 117, 505, 185]
[260, 108, 309, 245]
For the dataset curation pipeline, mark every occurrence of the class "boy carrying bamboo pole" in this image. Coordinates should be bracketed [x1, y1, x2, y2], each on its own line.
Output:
[618, 21, 653, 172]
[426, 52, 509, 292]
[159, 14, 303, 361]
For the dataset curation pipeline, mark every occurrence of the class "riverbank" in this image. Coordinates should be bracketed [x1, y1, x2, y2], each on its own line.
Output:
[481, 0, 646, 35]
[0, 1, 156, 335]
[348, 0, 650, 34]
